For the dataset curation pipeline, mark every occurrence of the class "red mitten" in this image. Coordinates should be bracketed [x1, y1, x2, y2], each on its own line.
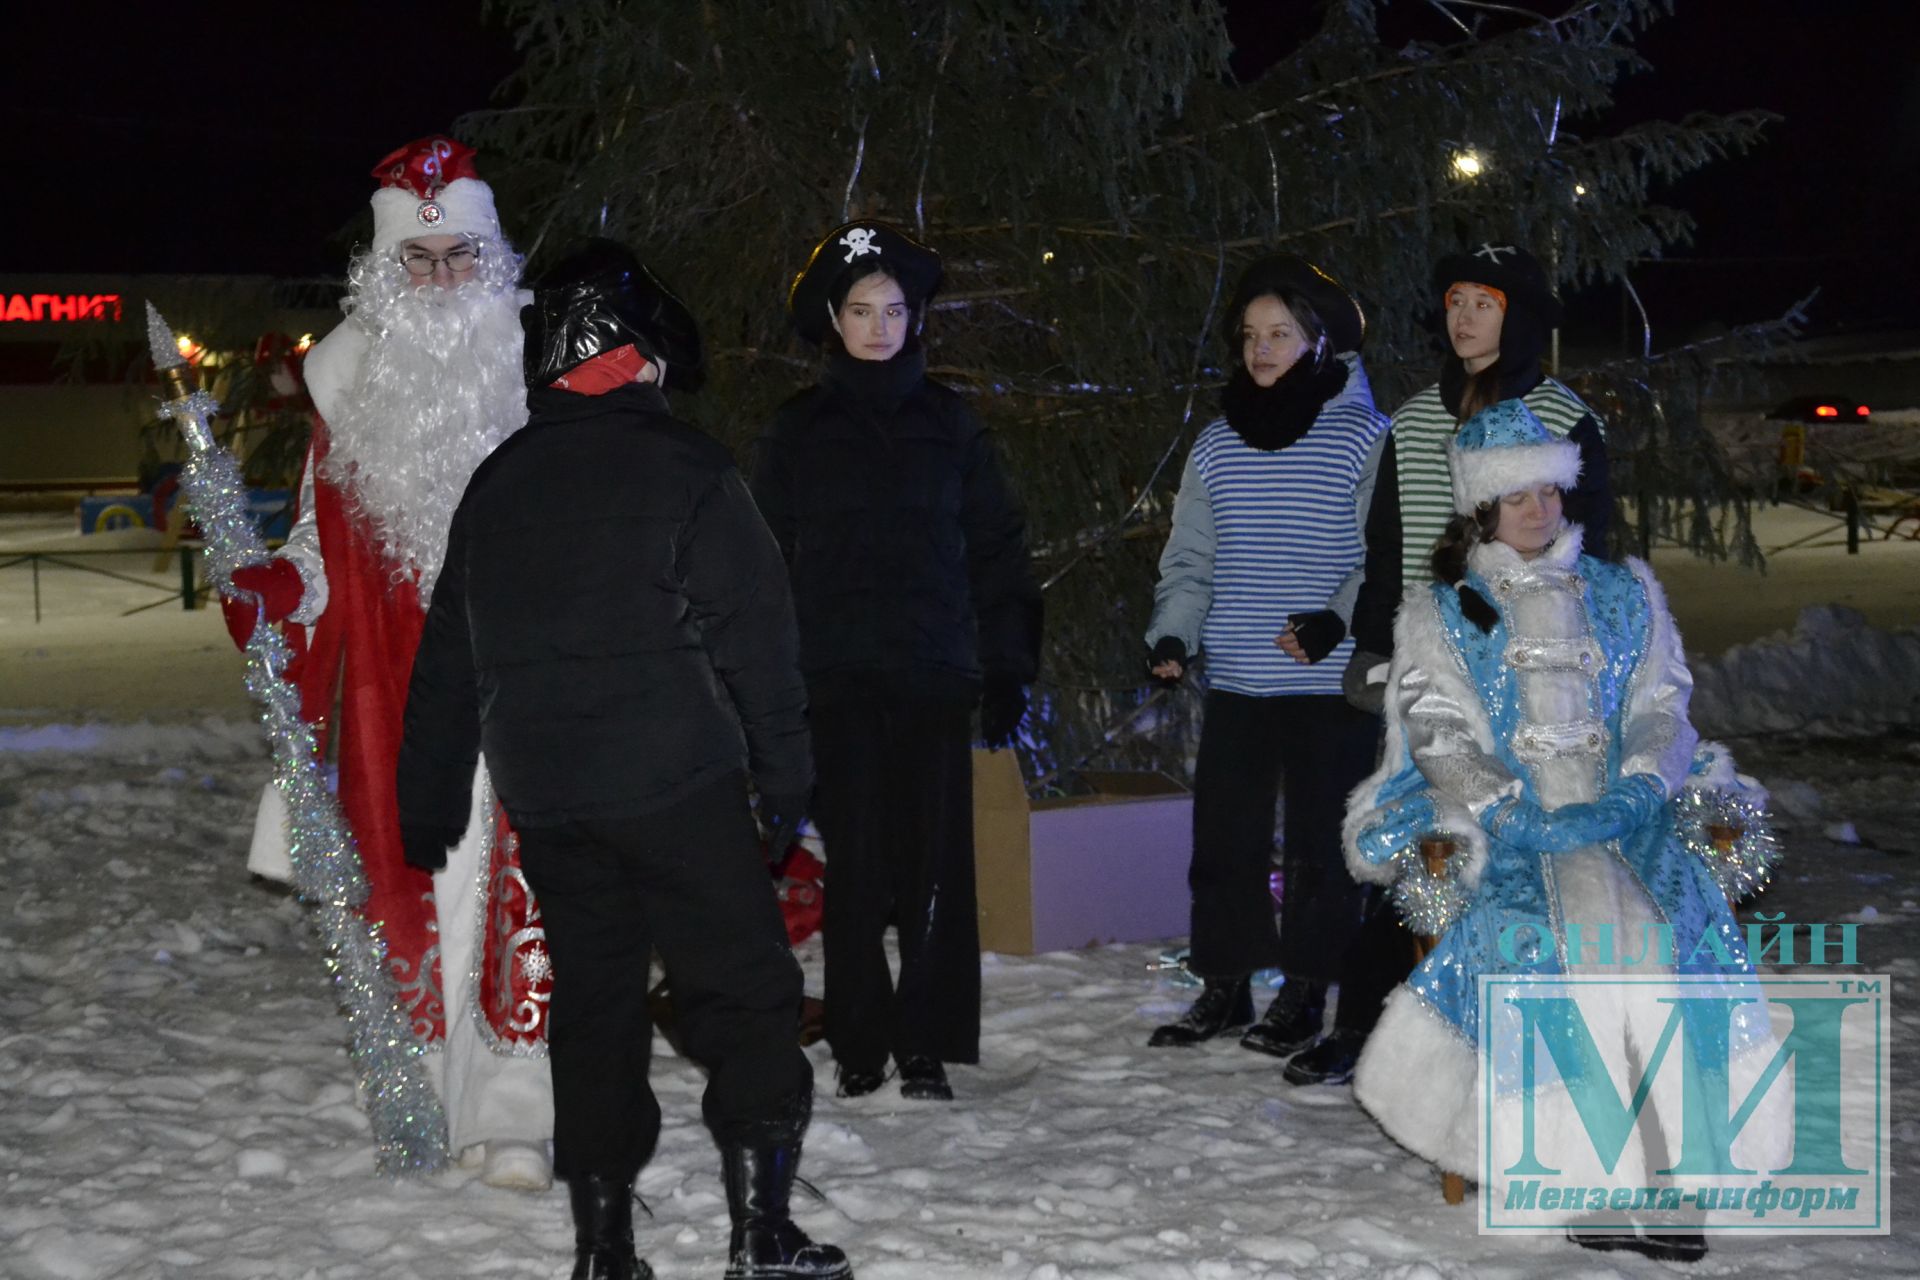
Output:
[220, 558, 304, 649]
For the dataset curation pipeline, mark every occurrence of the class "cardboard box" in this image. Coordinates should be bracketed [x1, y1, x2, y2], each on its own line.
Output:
[973, 748, 1194, 955]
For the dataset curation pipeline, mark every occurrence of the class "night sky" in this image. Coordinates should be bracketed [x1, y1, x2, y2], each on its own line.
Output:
[9, 1, 1916, 341]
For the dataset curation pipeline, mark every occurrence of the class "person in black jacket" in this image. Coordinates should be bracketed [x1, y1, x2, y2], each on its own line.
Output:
[397, 240, 849, 1280]
[752, 220, 1042, 1104]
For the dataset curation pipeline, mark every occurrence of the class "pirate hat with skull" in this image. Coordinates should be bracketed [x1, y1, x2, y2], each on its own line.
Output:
[787, 220, 943, 345]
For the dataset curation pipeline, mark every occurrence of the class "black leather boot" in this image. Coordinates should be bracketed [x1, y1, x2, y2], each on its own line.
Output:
[722, 1143, 853, 1279]
[567, 1175, 651, 1280]
[897, 1055, 953, 1101]
[1281, 1027, 1365, 1085]
[1240, 979, 1327, 1058]
[834, 1062, 886, 1099]
[1566, 1223, 1707, 1263]
[1148, 975, 1253, 1047]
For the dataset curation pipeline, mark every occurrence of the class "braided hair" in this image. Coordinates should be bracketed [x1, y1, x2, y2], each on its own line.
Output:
[1430, 504, 1504, 633]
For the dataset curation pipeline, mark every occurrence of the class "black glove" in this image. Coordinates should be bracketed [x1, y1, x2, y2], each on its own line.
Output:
[1342, 648, 1390, 716]
[1285, 610, 1347, 664]
[1146, 635, 1189, 687]
[401, 823, 464, 872]
[980, 672, 1028, 750]
[759, 792, 809, 860]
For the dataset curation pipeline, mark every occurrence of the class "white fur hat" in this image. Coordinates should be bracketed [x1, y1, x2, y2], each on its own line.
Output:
[367, 137, 502, 253]
[1447, 398, 1582, 513]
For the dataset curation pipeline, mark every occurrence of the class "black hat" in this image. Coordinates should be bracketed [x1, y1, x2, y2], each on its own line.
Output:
[787, 220, 944, 345]
[1224, 254, 1366, 355]
[523, 238, 705, 392]
[1431, 242, 1563, 327]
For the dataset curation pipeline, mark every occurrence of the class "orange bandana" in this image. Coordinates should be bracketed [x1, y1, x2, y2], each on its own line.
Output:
[1443, 282, 1508, 312]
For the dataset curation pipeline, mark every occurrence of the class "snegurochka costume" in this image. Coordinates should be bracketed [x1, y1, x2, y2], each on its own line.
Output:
[1341, 400, 1783, 1198]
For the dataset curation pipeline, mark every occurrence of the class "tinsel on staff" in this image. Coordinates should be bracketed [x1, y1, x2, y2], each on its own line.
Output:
[145, 303, 449, 1176]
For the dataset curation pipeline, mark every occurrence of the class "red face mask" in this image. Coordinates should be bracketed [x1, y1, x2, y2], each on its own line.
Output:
[549, 343, 655, 395]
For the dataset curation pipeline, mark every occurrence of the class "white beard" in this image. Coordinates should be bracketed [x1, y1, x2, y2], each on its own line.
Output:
[319, 242, 527, 601]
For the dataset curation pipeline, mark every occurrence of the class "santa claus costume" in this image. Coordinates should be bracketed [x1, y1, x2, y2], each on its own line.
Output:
[225, 137, 554, 1187]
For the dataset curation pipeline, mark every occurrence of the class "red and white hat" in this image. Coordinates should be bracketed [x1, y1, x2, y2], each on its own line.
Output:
[368, 136, 502, 252]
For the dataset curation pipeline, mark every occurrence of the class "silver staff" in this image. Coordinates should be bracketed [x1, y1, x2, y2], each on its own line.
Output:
[147, 303, 448, 1175]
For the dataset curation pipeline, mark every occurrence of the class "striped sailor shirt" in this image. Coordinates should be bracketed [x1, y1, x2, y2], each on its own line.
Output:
[1151, 358, 1388, 697]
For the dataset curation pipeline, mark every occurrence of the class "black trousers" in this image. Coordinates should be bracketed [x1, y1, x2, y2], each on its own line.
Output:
[811, 694, 980, 1072]
[516, 772, 811, 1182]
[1188, 691, 1398, 1014]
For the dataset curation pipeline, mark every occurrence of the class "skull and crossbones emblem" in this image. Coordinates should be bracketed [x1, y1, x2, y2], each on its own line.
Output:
[839, 227, 881, 262]
[1473, 242, 1516, 264]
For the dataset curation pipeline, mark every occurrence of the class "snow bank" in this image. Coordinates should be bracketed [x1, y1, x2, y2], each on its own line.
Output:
[1691, 604, 1920, 738]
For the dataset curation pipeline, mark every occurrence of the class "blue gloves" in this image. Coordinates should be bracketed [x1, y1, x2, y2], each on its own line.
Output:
[1591, 773, 1667, 834]
[1482, 775, 1668, 853]
[1352, 792, 1438, 868]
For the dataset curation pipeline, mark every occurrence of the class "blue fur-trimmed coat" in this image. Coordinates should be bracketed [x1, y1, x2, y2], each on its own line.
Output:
[1340, 526, 1776, 1183]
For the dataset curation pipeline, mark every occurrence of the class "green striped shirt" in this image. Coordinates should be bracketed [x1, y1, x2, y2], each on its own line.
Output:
[1392, 377, 1598, 580]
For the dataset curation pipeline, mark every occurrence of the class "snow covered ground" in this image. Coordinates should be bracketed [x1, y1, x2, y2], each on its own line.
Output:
[2, 509, 1917, 1278]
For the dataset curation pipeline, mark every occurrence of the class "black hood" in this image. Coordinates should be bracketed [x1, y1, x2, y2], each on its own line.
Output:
[523, 238, 705, 392]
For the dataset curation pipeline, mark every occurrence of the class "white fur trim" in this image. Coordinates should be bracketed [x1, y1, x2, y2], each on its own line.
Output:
[1465, 519, 1583, 579]
[1449, 438, 1582, 513]
[245, 781, 294, 881]
[1356, 982, 1793, 1194]
[301, 321, 367, 429]
[371, 176, 502, 253]
[1353, 987, 1480, 1175]
[1690, 740, 1739, 791]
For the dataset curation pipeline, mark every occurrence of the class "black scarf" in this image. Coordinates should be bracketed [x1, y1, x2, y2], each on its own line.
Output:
[824, 341, 927, 414]
[1220, 358, 1350, 452]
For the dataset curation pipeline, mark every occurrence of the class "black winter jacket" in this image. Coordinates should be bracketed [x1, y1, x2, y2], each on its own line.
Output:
[750, 346, 1042, 704]
[398, 382, 811, 830]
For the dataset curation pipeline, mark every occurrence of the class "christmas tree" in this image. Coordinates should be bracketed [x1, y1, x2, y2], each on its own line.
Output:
[465, 0, 1779, 781]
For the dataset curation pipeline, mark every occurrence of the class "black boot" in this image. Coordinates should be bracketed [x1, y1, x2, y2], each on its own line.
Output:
[834, 1062, 886, 1099]
[1567, 1224, 1707, 1263]
[722, 1143, 853, 1279]
[568, 1175, 651, 1280]
[1148, 975, 1253, 1047]
[1238, 979, 1326, 1058]
[1281, 1027, 1366, 1085]
[897, 1055, 953, 1101]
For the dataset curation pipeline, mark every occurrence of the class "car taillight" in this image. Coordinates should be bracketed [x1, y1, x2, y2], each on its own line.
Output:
[1857, 405, 1871, 417]
[1815, 405, 1839, 417]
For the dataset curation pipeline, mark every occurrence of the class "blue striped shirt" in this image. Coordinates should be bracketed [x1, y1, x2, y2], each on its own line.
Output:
[1173, 363, 1387, 696]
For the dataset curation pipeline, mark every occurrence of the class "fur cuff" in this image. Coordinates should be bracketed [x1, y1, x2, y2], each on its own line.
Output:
[1448, 438, 1581, 514]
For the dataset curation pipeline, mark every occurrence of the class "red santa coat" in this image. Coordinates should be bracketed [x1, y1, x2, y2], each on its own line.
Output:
[277, 325, 550, 1052]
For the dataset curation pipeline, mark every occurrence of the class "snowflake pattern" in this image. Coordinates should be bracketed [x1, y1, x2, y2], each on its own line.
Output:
[518, 945, 553, 986]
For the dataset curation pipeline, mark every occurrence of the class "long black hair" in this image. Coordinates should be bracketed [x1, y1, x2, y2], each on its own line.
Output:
[1429, 504, 1504, 633]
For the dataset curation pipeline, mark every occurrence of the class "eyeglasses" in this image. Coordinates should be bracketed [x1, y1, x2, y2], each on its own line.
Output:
[400, 245, 480, 277]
